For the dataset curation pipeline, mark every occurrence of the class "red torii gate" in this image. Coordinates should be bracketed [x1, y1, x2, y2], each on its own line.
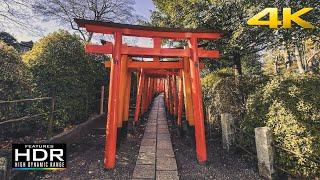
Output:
[75, 19, 222, 169]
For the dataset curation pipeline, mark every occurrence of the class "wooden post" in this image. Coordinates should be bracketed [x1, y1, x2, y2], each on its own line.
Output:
[182, 57, 194, 126]
[117, 55, 128, 128]
[123, 72, 132, 122]
[172, 75, 178, 119]
[168, 76, 173, 115]
[48, 96, 55, 139]
[164, 78, 168, 109]
[177, 76, 183, 126]
[189, 37, 207, 163]
[134, 70, 145, 122]
[100, 86, 105, 115]
[141, 77, 149, 114]
[104, 31, 122, 169]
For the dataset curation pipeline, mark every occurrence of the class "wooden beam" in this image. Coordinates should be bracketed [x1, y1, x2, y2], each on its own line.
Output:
[198, 48, 220, 59]
[122, 46, 190, 57]
[128, 61, 183, 69]
[86, 44, 113, 54]
[82, 24, 222, 40]
[106, 60, 205, 70]
[87, 44, 190, 57]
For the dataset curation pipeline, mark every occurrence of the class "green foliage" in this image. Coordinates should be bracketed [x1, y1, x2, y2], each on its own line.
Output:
[23, 30, 107, 130]
[0, 41, 39, 139]
[202, 68, 267, 136]
[242, 73, 320, 177]
[0, 32, 18, 47]
[151, 0, 273, 71]
[202, 67, 233, 89]
[0, 41, 34, 121]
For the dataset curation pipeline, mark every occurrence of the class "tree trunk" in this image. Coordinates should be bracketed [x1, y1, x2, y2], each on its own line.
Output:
[285, 50, 292, 70]
[274, 56, 279, 75]
[233, 52, 242, 75]
[295, 45, 305, 73]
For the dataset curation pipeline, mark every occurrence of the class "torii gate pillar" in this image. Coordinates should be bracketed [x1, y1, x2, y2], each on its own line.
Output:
[189, 37, 207, 163]
[104, 32, 122, 168]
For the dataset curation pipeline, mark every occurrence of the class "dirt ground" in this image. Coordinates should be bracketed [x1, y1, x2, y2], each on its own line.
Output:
[168, 119, 261, 180]
[13, 116, 148, 180]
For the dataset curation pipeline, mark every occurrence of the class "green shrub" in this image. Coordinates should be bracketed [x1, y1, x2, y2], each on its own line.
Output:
[202, 68, 267, 136]
[23, 30, 107, 130]
[242, 73, 320, 177]
[0, 41, 34, 121]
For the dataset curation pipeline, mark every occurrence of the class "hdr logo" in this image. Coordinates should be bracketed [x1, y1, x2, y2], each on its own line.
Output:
[247, 8, 315, 29]
[12, 144, 66, 170]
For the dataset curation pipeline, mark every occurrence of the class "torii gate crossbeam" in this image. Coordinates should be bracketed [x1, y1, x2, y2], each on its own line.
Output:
[75, 18, 222, 169]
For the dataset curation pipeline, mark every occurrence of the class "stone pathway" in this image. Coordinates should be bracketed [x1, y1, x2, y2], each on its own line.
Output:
[133, 94, 179, 180]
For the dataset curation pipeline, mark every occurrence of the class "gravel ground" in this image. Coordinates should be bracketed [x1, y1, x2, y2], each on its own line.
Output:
[168, 120, 261, 180]
[13, 115, 148, 180]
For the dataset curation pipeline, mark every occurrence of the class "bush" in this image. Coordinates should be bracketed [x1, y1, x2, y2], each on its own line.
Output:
[202, 68, 267, 137]
[0, 41, 33, 121]
[23, 30, 107, 130]
[242, 73, 320, 177]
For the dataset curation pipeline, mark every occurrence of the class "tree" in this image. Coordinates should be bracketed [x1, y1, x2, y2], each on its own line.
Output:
[23, 30, 107, 129]
[255, 1, 319, 74]
[32, 0, 140, 42]
[151, 0, 319, 75]
[151, 0, 274, 75]
[0, 31, 18, 46]
[0, 41, 33, 121]
[0, 0, 35, 31]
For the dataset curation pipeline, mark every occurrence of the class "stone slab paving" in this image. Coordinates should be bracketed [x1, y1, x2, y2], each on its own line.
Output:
[133, 94, 179, 180]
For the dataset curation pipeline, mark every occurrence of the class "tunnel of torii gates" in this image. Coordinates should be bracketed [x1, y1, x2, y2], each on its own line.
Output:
[75, 19, 222, 169]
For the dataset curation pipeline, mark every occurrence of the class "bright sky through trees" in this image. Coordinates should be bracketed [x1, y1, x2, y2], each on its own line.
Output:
[2, 0, 155, 42]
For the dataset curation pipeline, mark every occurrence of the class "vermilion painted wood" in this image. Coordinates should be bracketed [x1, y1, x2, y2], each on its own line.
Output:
[105, 61, 206, 70]
[141, 77, 148, 114]
[147, 78, 151, 109]
[169, 76, 174, 115]
[198, 48, 220, 59]
[134, 70, 144, 122]
[86, 44, 220, 59]
[144, 70, 179, 76]
[164, 78, 169, 109]
[189, 37, 207, 163]
[86, 44, 113, 54]
[123, 70, 131, 122]
[128, 61, 184, 69]
[104, 32, 122, 169]
[122, 46, 190, 57]
[153, 38, 162, 49]
[82, 24, 221, 40]
[182, 57, 194, 126]
[172, 75, 178, 118]
[117, 55, 128, 127]
[177, 76, 184, 126]
[76, 19, 223, 168]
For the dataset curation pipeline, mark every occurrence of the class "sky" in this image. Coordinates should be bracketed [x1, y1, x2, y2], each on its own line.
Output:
[13, 0, 156, 42]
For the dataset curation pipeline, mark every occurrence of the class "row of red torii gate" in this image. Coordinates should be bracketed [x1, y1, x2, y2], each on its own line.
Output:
[75, 19, 222, 169]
